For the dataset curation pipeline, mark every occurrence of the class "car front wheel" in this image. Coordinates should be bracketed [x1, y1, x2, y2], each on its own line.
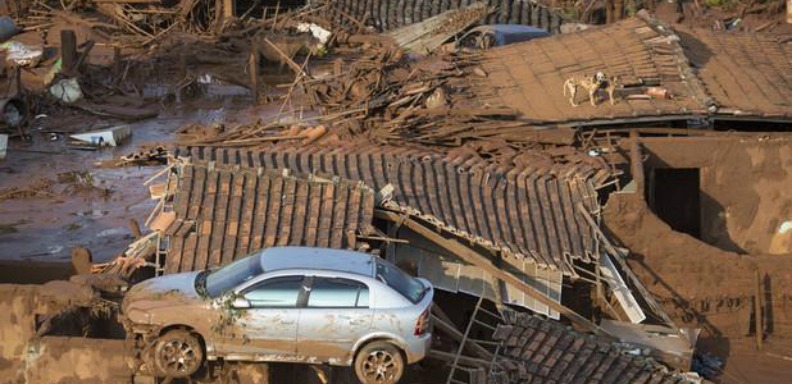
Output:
[152, 329, 204, 379]
[354, 341, 405, 384]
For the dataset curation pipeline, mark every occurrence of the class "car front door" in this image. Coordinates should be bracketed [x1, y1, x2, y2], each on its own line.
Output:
[296, 277, 373, 363]
[221, 275, 306, 360]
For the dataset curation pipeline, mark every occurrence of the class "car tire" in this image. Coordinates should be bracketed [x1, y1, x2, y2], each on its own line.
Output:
[152, 329, 204, 379]
[354, 341, 405, 384]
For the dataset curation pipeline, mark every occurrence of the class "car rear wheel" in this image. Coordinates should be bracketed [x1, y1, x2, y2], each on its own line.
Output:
[354, 341, 404, 384]
[152, 329, 204, 379]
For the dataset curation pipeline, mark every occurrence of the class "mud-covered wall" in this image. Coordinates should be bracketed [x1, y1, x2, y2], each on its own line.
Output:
[641, 136, 792, 256]
[0, 284, 132, 384]
[604, 140, 792, 341]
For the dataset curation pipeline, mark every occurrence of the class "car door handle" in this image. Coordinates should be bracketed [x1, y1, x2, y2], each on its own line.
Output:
[349, 319, 367, 326]
[277, 319, 296, 325]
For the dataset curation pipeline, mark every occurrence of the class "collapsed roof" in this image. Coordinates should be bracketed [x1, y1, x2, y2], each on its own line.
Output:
[492, 310, 691, 384]
[174, 145, 609, 277]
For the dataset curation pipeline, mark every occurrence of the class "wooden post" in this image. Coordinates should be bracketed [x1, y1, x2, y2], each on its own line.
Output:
[788, 0, 792, 24]
[755, 268, 764, 350]
[60, 29, 77, 74]
[223, 0, 236, 20]
[113, 46, 122, 78]
[629, 130, 645, 197]
[248, 48, 259, 104]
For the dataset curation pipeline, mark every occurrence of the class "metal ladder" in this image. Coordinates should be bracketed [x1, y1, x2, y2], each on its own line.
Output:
[445, 296, 504, 384]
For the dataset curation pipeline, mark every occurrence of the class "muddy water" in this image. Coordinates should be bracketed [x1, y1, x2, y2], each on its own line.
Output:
[0, 89, 287, 264]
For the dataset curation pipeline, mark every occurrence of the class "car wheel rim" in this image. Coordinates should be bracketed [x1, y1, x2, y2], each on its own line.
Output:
[362, 350, 399, 383]
[160, 339, 198, 375]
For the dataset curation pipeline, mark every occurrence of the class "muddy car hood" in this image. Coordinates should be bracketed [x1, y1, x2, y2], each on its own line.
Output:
[123, 271, 204, 313]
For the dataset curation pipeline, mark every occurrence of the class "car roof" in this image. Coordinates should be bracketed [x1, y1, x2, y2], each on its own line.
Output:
[257, 247, 376, 278]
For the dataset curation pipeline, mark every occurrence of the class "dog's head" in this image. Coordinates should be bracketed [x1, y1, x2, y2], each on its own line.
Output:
[595, 71, 607, 83]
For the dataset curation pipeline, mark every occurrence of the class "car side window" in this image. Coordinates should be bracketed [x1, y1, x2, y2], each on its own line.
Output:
[307, 277, 369, 308]
[244, 276, 304, 308]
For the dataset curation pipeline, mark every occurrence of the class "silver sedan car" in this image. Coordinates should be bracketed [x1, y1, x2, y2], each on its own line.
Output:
[122, 246, 434, 384]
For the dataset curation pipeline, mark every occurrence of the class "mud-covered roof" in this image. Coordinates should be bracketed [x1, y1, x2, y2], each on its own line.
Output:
[680, 28, 792, 120]
[466, 11, 792, 125]
[469, 12, 710, 126]
[174, 145, 610, 276]
[493, 310, 689, 384]
[163, 163, 375, 273]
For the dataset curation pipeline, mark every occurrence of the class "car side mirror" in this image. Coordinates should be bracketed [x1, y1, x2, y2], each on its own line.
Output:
[232, 297, 251, 309]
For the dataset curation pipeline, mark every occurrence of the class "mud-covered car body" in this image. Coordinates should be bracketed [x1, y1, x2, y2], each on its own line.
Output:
[458, 24, 550, 49]
[121, 247, 433, 369]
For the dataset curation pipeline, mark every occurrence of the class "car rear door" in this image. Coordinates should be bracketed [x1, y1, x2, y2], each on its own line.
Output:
[296, 276, 373, 362]
[221, 275, 306, 359]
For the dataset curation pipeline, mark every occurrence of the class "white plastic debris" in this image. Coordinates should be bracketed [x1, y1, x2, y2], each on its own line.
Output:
[49, 78, 83, 103]
[70, 125, 132, 147]
[0, 41, 43, 67]
[297, 23, 332, 46]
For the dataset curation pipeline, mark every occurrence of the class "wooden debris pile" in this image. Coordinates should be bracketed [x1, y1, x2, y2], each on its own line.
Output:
[300, 44, 583, 151]
[385, 2, 491, 54]
[175, 119, 331, 147]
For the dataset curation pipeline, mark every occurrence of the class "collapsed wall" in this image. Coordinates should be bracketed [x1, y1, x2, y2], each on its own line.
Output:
[641, 136, 792, 256]
[604, 136, 792, 340]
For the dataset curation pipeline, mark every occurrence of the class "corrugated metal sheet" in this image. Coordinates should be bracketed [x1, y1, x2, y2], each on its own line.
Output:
[174, 146, 605, 276]
[163, 164, 375, 273]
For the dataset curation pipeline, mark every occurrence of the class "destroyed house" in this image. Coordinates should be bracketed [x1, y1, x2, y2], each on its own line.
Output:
[160, 145, 621, 319]
[466, 11, 792, 128]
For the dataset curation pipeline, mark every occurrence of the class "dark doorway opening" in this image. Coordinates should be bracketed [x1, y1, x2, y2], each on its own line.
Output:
[650, 168, 701, 238]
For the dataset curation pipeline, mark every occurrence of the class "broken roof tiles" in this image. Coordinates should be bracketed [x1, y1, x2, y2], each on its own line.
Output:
[492, 310, 688, 384]
[163, 164, 375, 274]
[468, 11, 792, 125]
[174, 145, 607, 276]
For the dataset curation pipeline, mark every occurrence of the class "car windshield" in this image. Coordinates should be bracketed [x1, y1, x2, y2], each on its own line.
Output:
[204, 254, 264, 298]
[375, 258, 426, 304]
